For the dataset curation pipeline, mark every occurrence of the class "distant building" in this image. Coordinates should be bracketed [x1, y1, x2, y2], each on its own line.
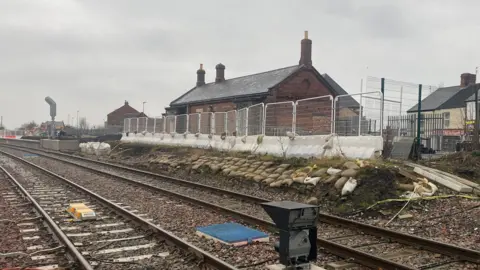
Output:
[107, 101, 147, 128]
[408, 73, 478, 135]
[40, 121, 65, 131]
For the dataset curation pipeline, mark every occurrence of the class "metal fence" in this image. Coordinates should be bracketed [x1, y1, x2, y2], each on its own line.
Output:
[295, 95, 333, 135]
[123, 91, 388, 137]
[387, 114, 447, 151]
[265, 101, 295, 136]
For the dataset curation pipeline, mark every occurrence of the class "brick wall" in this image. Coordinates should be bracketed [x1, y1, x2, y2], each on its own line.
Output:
[107, 105, 139, 126]
[189, 101, 236, 114]
[265, 69, 334, 135]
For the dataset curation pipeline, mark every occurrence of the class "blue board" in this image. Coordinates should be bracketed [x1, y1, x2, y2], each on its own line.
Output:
[196, 222, 268, 244]
[23, 153, 38, 158]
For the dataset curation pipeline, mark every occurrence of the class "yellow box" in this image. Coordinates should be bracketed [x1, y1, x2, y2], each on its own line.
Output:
[66, 203, 96, 221]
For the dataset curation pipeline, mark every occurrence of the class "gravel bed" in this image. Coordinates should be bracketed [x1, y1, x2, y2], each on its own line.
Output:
[348, 197, 480, 250]
[91, 151, 480, 252]
[0, 157, 68, 268]
[6, 147, 478, 269]
[0, 154, 203, 270]
[33, 150, 274, 223]
[0, 147, 359, 269]
[2, 148, 282, 268]
[9, 148, 404, 266]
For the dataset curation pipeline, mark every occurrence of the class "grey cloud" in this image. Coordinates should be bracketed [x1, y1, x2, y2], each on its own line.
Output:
[0, 0, 479, 129]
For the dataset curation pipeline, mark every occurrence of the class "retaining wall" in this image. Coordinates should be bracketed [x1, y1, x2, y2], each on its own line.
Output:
[40, 139, 80, 151]
[121, 133, 383, 159]
[0, 138, 80, 151]
[0, 138, 41, 149]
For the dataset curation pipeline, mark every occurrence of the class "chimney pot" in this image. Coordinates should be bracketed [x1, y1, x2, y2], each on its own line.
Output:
[460, 73, 476, 87]
[299, 31, 312, 66]
[215, 63, 225, 83]
[196, 63, 206, 87]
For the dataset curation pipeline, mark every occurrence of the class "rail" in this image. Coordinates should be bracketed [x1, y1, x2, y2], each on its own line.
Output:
[5, 144, 479, 264]
[0, 147, 420, 269]
[0, 149, 239, 270]
[0, 166, 94, 270]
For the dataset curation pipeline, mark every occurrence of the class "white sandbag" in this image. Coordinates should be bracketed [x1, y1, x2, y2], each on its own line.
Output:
[304, 177, 321, 186]
[94, 142, 111, 156]
[327, 167, 342, 176]
[341, 177, 358, 196]
[79, 143, 87, 153]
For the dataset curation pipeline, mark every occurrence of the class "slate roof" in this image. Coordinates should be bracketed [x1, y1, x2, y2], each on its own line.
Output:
[407, 85, 477, 112]
[170, 65, 359, 108]
[170, 65, 301, 106]
[463, 84, 480, 102]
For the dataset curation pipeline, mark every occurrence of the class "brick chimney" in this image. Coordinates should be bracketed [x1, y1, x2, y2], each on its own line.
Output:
[196, 64, 205, 87]
[299, 31, 312, 66]
[215, 63, 225, 83]
[124, 100, 129, 105]
[460, 73, 476, 87]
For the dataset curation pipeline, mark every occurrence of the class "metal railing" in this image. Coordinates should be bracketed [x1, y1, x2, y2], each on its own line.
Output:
[123, 92, 385, 137]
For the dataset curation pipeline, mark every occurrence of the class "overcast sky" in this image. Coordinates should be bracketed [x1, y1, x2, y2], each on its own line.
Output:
[1, 0, 479, 129]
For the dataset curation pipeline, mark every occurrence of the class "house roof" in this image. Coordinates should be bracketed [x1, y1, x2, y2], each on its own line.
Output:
[170, 65, 301, 106]
[407, 85, 476, 112]
[107, 102, 139, 116]
[463, 84, 480, 102]
[170, 65, 359, 107]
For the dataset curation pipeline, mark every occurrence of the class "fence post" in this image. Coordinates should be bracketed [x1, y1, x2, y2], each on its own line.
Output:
[358, 79, 363, 136]
[186, 115, 189, 134]
[416, 84, 422, 157]
[333, 97, 338, 134]
[224, 113, 228, 134]
[211, 113, 215, 134]
[153, 118, 156, 134]
[292, 102, 297, 135]
[474, 86, 479, 150]
[380, 78, 385, 136]
[245, 108, 249, 136]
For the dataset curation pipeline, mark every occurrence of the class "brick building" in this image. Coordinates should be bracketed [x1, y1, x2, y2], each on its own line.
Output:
[167, 31, 358, 135]
[107, 101, 147, 128]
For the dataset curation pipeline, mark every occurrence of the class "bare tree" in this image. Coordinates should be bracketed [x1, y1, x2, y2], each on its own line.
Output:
[21, 121, 38, 130]
[79, 117, 88, 131]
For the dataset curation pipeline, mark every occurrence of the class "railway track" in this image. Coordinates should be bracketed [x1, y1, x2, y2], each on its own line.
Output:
[1, 145, 480, 269]
[0, 150, 238, 270]
[0, 167, 73, 269]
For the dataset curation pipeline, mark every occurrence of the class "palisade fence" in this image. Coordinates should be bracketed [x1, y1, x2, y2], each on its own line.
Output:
[123, 92, 389, 137]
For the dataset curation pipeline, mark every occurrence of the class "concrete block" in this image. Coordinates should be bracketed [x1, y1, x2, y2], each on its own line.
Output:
[41, 139, 79, 151]
[413, 167, 473, 193]
[121, 133, 384, 160]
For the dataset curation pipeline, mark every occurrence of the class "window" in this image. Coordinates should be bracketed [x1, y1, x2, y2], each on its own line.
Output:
[443, 112, 450, 128]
